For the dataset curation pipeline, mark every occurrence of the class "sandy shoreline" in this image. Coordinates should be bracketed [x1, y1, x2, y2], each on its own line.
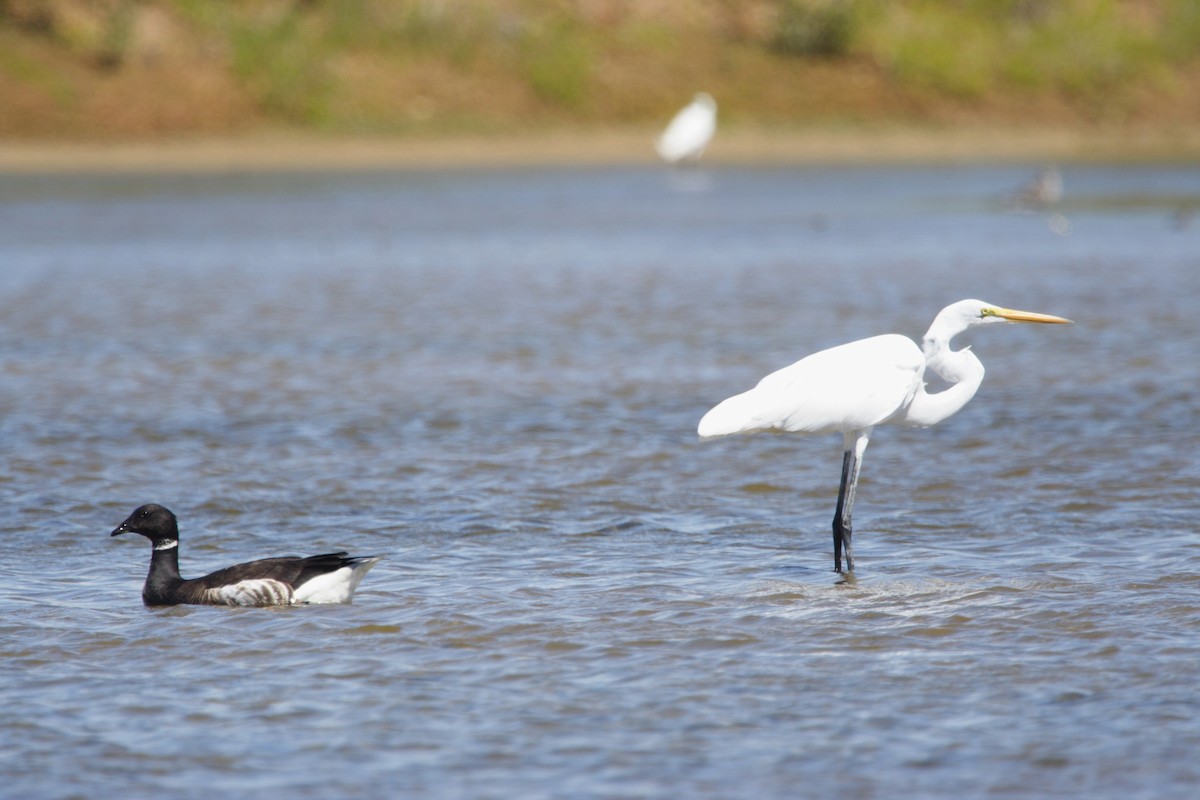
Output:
[3, 126, 1199, 173]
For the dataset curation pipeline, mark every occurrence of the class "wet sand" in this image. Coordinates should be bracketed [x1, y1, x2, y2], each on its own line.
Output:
[2, 125, 1199, 173]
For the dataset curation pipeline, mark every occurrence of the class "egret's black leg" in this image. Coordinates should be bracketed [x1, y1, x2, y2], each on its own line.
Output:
[832, 449, 854, 572]
[832, 431, 869, 573]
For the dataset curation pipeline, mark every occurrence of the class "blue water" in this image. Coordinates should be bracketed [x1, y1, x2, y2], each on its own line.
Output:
[1, 162, 1198, 799]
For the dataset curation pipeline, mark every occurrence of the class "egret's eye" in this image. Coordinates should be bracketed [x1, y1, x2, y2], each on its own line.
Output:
[980, 308, 998, 318]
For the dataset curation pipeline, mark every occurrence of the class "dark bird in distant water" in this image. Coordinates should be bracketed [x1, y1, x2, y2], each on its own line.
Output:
[1008, 166, 1063, 209]
[111, 504, 381, 607]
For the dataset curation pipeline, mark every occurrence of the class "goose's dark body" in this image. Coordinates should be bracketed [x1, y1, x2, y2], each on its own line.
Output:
[111, 504, 381, 607]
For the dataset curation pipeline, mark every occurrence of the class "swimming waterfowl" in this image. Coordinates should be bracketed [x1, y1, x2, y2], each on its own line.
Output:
[111, 504, 381, 607]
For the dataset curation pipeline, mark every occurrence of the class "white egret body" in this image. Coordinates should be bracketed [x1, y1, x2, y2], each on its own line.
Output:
[656, 93, 717, 165]
[698, 299, 1072, 572]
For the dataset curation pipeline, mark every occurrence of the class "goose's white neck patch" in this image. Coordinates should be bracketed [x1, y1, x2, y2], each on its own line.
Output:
[153, 539, 179, 552]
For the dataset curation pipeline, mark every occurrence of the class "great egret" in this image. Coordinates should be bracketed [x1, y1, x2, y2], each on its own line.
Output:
[698, 299, 1072, 572]
[656, 92, 717, 165]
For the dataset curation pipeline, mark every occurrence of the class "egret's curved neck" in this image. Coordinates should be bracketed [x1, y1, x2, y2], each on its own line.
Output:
[902, 329, 986, 427]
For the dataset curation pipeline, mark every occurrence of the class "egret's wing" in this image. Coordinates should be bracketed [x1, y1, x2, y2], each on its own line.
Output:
[698, 335, 923, 437]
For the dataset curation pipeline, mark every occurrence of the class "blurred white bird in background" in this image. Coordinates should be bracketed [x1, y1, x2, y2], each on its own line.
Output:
[656, 92, 717, 165]
[698, 299, 1072, 573]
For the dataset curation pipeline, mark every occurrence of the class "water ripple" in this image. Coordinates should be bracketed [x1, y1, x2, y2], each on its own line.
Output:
[2, 165, 1199, 799]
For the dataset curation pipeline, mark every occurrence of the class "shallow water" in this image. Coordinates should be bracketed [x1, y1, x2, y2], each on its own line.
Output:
[1, 162, 1198, 799]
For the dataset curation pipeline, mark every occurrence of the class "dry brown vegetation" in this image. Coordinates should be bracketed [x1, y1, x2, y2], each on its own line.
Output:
[1, 0, 1199, 153]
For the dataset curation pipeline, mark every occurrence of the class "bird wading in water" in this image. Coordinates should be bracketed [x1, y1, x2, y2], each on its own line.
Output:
[698, 299, 1072, 573]
[655, 92, 717, 165]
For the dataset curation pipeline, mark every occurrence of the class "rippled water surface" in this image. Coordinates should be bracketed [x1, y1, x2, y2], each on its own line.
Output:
[2, 162, 1198, 799]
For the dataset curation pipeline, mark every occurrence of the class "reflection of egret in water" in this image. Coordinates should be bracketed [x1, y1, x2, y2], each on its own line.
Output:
[665, 168, 714, 194]
[698, 300, 1072, 574]
[656, 93, 717, 165]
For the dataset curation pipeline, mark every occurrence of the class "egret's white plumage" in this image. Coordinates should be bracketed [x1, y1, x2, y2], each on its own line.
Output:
[698, 334, 924, 438]
[699, 299, 1072, 572]
[656, 93, 717, 165]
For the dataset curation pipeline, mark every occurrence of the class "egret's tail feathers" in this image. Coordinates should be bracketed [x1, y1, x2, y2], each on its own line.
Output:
[698, 393, 773, 438]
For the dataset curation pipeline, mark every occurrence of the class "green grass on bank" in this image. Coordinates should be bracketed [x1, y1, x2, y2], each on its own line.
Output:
[2, 0, 1199, 136]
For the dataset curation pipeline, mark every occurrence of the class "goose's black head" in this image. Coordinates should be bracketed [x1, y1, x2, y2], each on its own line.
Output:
[111, 504, 179, 545]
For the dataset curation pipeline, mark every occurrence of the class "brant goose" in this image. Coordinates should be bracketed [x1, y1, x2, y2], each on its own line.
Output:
[111, 504, 381, 607]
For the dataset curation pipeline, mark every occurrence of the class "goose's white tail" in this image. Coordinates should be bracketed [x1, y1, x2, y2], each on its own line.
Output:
[293, 557, 382, 605]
